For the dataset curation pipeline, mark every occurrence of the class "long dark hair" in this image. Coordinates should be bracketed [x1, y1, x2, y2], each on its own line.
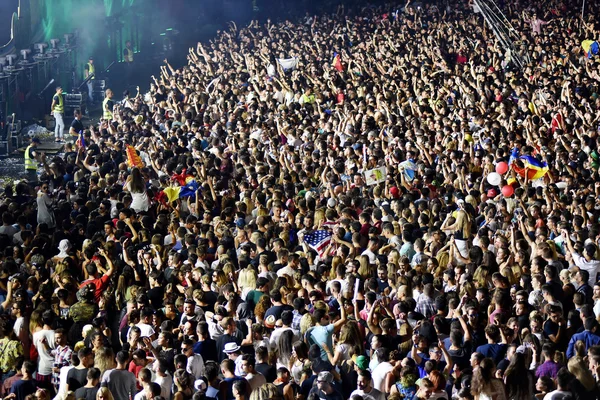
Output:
[471, 358, 497, 397]
[129, 167, 145, 193]
[504, 352, 533, 400]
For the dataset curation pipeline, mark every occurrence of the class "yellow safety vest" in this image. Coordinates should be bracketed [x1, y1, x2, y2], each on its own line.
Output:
[124, 48, 134, 63]
[53, 93, 64, 113]
[24, 145, 37, 170]
[86, 62, 95, 79]
[103, 97, 113, 120]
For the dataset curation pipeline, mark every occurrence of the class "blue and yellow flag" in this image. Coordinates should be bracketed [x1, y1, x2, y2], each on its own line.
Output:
[513, 155, 549, 180]
[582, 40, 599, 58]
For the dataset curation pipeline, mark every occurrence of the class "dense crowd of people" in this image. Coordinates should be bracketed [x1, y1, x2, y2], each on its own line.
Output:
[2, 0, 600, 399]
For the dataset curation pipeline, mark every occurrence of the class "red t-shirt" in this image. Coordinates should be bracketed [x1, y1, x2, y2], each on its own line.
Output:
[79, 274, 110, 302]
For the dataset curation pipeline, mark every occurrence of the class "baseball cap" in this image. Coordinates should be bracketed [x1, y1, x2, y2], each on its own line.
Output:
[317, 371, 334, 384]
[487, 188, 498, 198]
[355, 355, 369, 371]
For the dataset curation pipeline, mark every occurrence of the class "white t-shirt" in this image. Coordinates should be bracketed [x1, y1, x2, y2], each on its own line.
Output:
[543, 390, 572, 400]
[125, 182, 149, 213]
[187, 354, 205, 379]
[33, 329, 56, 375]
[131, 322, 155, 338]
[371, 362, 393, 392]
[349, 388, 386, 400]
[54, 365, 74, 400]
[154, 373, 173, 400]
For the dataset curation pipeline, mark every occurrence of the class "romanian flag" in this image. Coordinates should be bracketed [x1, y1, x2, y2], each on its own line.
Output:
[171, 168, 194, 186]
[512, 155, 549, 180]
[333, 53, 343, 72]
[162, 180, 199, 204]
[126, 145, 143, 168]
[582, 40, 599, 58]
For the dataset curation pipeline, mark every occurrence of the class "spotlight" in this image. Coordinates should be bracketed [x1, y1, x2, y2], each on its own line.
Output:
[34, 43, 48, 55]
[5, 54, 17, 66]
[20, 49, 31, 61]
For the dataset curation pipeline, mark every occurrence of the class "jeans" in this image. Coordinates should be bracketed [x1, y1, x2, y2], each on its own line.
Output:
[54, 112, 64, 139]
[87, 80, 94, 102]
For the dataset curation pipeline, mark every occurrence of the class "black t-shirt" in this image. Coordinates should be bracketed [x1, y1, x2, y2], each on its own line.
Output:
[308, 387, 344, 400]
[71, 118, 84, 134]
[203, 290, 218, 311]
[255, 362, 277, 383]
[216, 332, 242, 363]
[264, 304, 293, 321]
[67, 367, 89, 391]
[147, 287, 164, 309]
[74, 386, 99, 400]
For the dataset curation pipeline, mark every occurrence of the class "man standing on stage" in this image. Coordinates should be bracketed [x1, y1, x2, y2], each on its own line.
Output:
[124, 41, 134, 80]
[85, 56, 95, 104]
[50, 86, 65, 142]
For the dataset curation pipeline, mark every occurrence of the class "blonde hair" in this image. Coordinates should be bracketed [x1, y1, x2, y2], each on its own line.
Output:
[568, 357, 595, 391]
[436, 251, 449, 271]
[237, 268, 257, 294]
[95, 347, 116, 379]
[313, 300, 328, 313]
[501, 267, 518, 286]
[96, 387, 114, 400]
[454, 210, 471, 239]
[314, 208, 325, 228]
[249, 383, 281, 400]
[388, 249, 400, 266]
[299, 313, 315, 336]
[29, 310, 43, 334]
[357, 254, 373, 279]
[330, 256, 342, 280]
[473, 266, 491, 288]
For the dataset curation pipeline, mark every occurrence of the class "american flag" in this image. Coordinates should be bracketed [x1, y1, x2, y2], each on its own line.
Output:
[304, 230, 332, 258]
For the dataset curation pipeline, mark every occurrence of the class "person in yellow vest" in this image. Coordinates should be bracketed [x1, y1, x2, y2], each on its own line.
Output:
[24, 137, 42, 182]
[124, 41, 134, 80]
[103, 89, 115, 121]
[85, 56, 95, 103]
[50, 86, 65, 142]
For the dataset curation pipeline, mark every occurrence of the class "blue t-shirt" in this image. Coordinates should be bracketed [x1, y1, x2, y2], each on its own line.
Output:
[10, 379, 37, 400]
[475, 343, 507, 365]
[310, 324, 335, 361]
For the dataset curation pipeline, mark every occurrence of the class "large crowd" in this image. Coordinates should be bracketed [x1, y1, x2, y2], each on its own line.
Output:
[2, 0, 600, 399]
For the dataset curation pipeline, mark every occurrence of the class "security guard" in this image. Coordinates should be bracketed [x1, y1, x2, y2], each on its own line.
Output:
[102, 89, 114, 121]
[24, 137, 41, 182]
[84, 56, 95, 103]
[50, 86, 65, 142]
